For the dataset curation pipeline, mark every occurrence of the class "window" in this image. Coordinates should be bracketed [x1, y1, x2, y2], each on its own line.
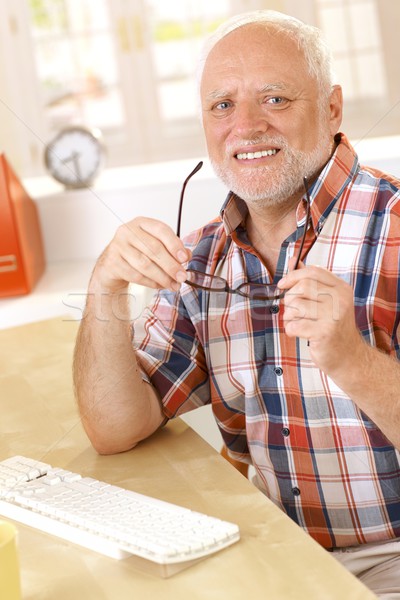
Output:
[0, 0, 240, 176]
[0, 0, 399, 177]
[316, 0, 386, 100]
[28, 0, 125, 135]
[285, 0, 400, 141]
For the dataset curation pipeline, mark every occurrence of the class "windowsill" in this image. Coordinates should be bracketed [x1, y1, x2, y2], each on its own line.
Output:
[0, 260, 95, 330]
[0, 260, 154, 331]
[351, 133, 400, 168]
[23, 155, 212, 200]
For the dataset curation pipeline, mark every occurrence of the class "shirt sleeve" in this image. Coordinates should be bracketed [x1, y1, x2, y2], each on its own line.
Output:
[132, 288, 210, 420]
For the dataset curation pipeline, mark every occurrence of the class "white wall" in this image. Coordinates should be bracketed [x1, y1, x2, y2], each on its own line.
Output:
[24, 157, 228, 263]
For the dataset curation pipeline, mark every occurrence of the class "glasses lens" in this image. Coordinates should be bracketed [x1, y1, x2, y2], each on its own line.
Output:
[186, 270, 227, 290]
[237, 283, 284, 301]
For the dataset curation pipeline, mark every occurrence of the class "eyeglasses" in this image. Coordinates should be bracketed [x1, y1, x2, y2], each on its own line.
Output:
[176, 161, 311, 302]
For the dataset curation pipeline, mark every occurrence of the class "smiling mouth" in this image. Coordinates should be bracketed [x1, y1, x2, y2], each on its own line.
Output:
[235, 149, 278, 160]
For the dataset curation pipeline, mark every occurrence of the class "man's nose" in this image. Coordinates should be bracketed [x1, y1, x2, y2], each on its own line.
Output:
[233, 102, 269, 138]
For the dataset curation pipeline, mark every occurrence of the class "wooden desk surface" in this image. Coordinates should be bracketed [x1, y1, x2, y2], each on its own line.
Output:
[0, 317, 376, 599]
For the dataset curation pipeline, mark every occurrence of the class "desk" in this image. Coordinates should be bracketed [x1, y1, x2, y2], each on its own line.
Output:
[0, 318, 376, 599]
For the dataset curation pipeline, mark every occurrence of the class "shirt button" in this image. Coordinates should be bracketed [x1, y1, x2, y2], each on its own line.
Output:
[292, 487, 301, 497]
[269, 304, 279, 314]
[282, 427, 290, 437]
[274, 367, 283, 376]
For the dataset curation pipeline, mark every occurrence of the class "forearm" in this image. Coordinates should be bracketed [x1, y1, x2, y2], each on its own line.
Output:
[328, 339, 400, 450]
[73, 286, 165, 455]
[73, 215, 190, 453]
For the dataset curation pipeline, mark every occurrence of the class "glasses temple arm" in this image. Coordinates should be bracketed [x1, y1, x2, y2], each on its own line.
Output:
[176, 161, 203, 237]
[293, 177, 312, 270]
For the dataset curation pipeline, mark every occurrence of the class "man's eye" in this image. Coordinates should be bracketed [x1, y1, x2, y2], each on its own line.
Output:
[266, 97, 286, 105]
[215, 101, 231, 110]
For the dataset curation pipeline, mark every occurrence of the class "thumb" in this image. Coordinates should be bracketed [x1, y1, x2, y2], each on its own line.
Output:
[288, 257, 306, 272]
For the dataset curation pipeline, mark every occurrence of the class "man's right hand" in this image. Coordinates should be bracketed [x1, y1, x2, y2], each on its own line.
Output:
[91, 216, 191, 293]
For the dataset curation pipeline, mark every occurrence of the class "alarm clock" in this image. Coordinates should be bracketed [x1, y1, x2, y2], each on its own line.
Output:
[44, 126, 105, 188]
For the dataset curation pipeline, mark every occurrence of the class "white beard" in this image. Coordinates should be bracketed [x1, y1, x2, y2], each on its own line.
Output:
[211, 128, 332, 207]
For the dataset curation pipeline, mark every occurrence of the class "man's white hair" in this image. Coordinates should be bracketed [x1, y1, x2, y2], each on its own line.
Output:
[197, 10, 334, 98]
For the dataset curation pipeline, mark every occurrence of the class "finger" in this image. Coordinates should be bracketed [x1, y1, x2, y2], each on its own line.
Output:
[282, 276, 321, 303]
[120, 244, 185, 290]
[121, 220, 188, 283]
[284, 280, 343, 321]
[283, 297, 318, 322]
[135, 218, 190, 263]
[113, 266, 164, 291]
[284, 317, 317, 340]
[278, 265, 336, 290]
[97, 240, 182, 293]
[287, 257, 306, 272]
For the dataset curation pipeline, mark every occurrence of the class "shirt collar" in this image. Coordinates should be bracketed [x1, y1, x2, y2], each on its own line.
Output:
[220, 132, 360, 236]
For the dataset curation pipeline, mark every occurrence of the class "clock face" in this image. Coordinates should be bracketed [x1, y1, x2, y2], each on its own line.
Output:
[44, 126, 105, 188]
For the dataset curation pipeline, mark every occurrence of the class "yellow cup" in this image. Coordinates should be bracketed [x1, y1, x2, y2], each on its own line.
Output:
[0, 520, 21, 600]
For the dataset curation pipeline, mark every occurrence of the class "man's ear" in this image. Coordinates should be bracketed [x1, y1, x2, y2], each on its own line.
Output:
[329, 85, 343, 135]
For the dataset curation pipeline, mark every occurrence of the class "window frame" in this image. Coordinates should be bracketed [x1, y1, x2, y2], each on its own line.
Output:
[283, 0, 400, 142]
[0, 0, 399, 178]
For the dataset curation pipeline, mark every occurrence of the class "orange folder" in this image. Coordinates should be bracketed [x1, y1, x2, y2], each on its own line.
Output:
[0, 154, 46, 297]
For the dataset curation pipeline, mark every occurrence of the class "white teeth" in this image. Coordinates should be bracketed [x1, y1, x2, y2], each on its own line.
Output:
[236, 149, 277, 160]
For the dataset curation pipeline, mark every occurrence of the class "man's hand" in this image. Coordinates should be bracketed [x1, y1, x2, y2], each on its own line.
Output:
[91, 217, 191, 293]
[278, 260, 400, 449]
[277, 262, 364, 376]
[75, 215, 182, 453]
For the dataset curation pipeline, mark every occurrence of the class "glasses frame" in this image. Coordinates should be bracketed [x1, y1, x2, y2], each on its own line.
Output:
[176, 161, 312, 301]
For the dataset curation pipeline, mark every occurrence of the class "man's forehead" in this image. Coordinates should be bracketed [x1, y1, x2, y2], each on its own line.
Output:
[203, 25, 306, 73]
[203, 81, 294, 101]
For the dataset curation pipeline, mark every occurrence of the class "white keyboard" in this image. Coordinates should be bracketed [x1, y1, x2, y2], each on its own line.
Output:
[0, 455, 239, 574]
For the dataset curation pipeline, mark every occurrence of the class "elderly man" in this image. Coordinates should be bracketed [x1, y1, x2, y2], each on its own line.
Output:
[74, 11, 400, 597]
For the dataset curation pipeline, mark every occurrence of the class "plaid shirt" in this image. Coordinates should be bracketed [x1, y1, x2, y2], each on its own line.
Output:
[134, 133, 400, 549]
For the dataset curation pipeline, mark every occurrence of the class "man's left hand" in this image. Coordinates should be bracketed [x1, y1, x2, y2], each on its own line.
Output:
[277, 262, 364, 376]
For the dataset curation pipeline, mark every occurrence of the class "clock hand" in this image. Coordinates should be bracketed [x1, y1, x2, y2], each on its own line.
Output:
[62, 152, 82, 181]
[61, 152, 76, 164]
[71, 152, 82, 181]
